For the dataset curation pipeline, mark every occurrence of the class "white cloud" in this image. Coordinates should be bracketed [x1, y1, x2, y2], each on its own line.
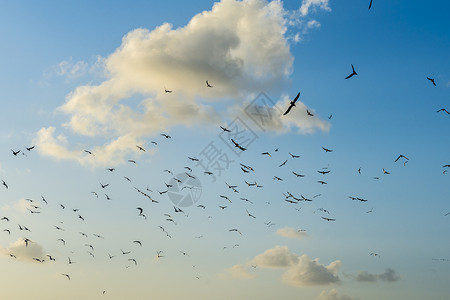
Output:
[247, 246, 341, 287]
[251, 245, 299, 268]
[225, 264, 256, 279]
[282, 255, 341, 287]
[299, 0, 331, 16]
[37, 0, 330, 166]
[0, 238, 46, 263]
[276, 227, 309, 239]
[315, 289, 359, 300]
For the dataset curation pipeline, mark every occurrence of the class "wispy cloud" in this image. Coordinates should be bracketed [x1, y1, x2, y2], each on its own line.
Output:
[225, 264, 256, 279]
[355, 268, 400, 282]
[36, 0, 330, 167]
[299, 0, 331, 16]
[315, 289, 360, 300]
[276, 227, 309, 239]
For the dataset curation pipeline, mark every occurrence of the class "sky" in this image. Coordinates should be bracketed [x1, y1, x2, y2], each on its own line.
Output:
[0, 0, 449, 299]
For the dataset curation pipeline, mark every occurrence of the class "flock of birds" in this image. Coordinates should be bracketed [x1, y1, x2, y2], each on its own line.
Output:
[0, 1, 449, 297]
[1, 68, 447, 291]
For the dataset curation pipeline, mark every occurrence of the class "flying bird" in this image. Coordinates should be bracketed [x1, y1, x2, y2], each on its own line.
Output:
[437, 108, 450, 114]
[345, 64, 358, 79]
[283, 92, 300, 115]
[220, 126, 231, 132]
[368, 0, 373, 9]
[322, 147, 333, 152]
[321, 217, 336, 221]
[426, 77, 436, 86]
[279, 160, 288, 167]
[84, 149, 94, 156]
[395, 154, 409, 162]
[231, 139, 246, 151]
[206, 80, 213, 88]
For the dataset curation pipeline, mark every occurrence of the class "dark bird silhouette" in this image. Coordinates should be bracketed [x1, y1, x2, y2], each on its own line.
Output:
[318, 170, 330, 175]
[26, 146, 35, 151]
[133, 240, 142, 246]
[283, 92, 300, 115]
[437, 108, 450, 114]
[3, 229, 10, 235]
[262, 152, 271, 157]
[57, 238, 66, 245]
[368, 0, 373, 9]
[306, 109, 314, 117]
[427, 77, 436, 86]
[11, 149, 21, 156]
[128, 159, 136, 164]
[164, 87, 172, 93]
[279, 160, 288, 167]
[84, 149, 94, 156]
[106, 168, 115, 172]
[136, 145, 146, 152]
[229, 228, 242, 235]
[231, 139, 246, 151]
[345, 64, 357, 79]
[321, 217, 336, 221]
[62, 274, 70, 280]
[100, 183, 109, 189]
[322, 147, 333, 152]
[289, 152, 300, 158]
[206, 80, 213, 88]
[2, 180, 8, 189]
[220, 126, 231, 132]
[292, 171, 305, 177]
[246, 209, 256, 219]
[161, 133, 171, 139]
[395, 154, 409, 162]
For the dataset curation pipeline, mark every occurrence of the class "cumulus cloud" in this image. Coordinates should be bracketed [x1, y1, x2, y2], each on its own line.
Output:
[355, 268, 400, 282]
[276, 227, 309, 239]
[0, 238, 46, 263]
[282, 255, 341, 287]
[315, 289, 359, 300]
[36, 0, 330, 166]
[247, 246, 341, 287]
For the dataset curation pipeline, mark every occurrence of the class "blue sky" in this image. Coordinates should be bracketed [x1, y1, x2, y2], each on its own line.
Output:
[0, 1, 449, 299]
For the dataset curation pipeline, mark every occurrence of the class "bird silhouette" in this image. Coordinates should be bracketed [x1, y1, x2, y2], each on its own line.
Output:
[231, 139, 246, 151]
[426, 77, 436, 86]
[283, 92, 300, 115]
[206, 80, 213, 88]
[345, 64, 357, 79]
[437, 108, 449, 114]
